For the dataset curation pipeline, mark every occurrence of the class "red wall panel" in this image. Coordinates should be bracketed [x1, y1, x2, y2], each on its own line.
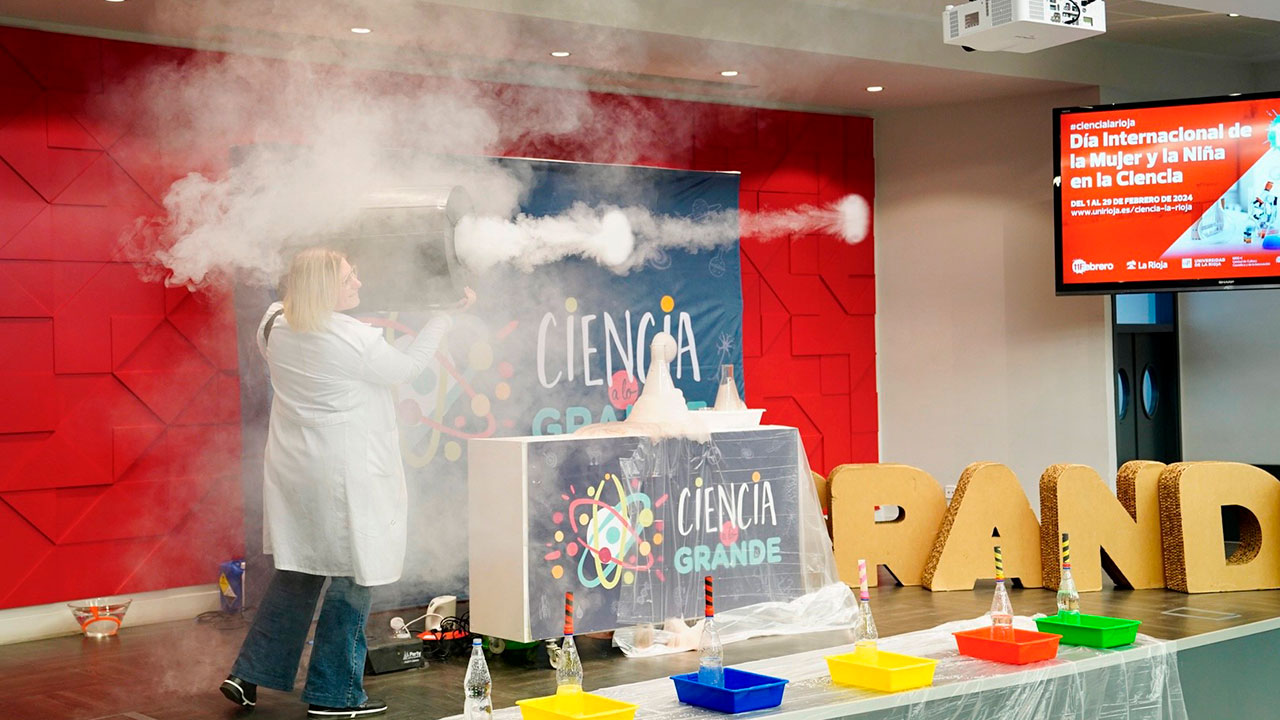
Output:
[0, 27, 875, 609]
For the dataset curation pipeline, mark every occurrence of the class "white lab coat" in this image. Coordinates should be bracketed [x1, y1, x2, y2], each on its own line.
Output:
[256, 302, 451, 586]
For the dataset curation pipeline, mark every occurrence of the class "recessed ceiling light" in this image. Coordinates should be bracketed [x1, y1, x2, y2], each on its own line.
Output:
[1228, 12, 1240, 17]
[350, 27, 372, 34]
[720, 70, 739, 77]
[105, 0, 126, 3]
[866, 85, 884, 92]
[550, 51, 571, 58]
[1229, 92, 1243, 96]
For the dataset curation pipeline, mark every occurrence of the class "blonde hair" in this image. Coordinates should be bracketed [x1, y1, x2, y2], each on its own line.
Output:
[282, 247, 345, 333]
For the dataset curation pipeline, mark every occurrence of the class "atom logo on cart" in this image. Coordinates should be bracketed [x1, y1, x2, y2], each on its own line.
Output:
[542, 473, 664, 588]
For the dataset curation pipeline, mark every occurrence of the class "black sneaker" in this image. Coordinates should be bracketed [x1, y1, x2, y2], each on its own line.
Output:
[307, 701, 388, 719]
[219, 675, 257, 709]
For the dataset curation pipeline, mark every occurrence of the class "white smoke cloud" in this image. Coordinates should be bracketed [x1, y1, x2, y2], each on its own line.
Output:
[740, 194, 871, 245]
[455, 204, 635, 273]
[115, 47, 869, 287]
[112, 52, 587, 287]
[454, 194, 870, 275]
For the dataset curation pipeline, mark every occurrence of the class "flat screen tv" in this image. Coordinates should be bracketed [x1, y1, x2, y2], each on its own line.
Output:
[1055, 91, 1280, 295]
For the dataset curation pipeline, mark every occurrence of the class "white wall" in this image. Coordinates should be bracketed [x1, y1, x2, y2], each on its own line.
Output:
[1102, 70, 1280, 469]
[874, 87, 1117, 504]
[1178, 53, 1280, 463]
[1179, 288, 1280, 464]
[0, 584, 221, 645]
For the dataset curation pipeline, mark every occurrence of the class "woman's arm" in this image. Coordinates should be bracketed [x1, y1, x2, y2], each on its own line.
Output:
[256, 301, 284, 360]
[356, 314, 453, 386]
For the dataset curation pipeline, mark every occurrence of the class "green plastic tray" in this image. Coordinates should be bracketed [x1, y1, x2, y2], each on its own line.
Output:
[1034, 612, 1141, 648]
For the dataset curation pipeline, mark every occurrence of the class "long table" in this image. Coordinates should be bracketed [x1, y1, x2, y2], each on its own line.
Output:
[450, 582, 1280, 720]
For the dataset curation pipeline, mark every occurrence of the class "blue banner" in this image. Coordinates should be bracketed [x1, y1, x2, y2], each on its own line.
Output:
[378, 160, 743, 606]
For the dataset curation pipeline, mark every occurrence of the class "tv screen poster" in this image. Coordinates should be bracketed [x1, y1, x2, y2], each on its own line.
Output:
[1056, 93, 1280, 293]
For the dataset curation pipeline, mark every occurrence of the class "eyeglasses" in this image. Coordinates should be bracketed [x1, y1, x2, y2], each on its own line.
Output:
[343, 265, 359, 285]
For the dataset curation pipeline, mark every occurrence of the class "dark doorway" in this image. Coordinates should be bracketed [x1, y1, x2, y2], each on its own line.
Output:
[1113, 294, 1181, 465]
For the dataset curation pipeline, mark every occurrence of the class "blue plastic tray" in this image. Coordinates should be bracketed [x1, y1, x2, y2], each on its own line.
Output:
[670, 667, 788, 713]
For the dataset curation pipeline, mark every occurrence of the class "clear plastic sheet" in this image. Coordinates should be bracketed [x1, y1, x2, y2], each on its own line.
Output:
[569, 425, 855, 655]
[477, 615, 1187, 720]
[520, 330, 854, 647]
[613, 582, 856, 657]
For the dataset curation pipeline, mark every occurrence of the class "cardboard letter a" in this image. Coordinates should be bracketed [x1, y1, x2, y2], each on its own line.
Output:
[922, 462, 1042, 591]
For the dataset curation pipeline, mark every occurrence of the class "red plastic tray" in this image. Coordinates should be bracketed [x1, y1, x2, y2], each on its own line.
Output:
[953, 627, 1062, 665]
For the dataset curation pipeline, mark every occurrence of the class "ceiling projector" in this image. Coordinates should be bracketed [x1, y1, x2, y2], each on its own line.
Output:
[943, 0, 1106, 53]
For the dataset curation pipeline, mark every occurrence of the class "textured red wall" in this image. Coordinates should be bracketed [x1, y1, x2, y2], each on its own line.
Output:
[0, 28, 875, 609]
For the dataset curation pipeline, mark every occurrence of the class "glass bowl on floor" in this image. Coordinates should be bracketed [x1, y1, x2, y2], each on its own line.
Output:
[67, 598, 132, 638]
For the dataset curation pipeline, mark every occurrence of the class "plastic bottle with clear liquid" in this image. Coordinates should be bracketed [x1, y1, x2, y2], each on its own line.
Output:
[463, 638, 493, 720]
[990, 579, 1014, 640]
[555, 591, 584, 715]
[1057, 532, 1081, 623]
[990, 544, 1014, 640]
[698, 615, 725, 686]
[555, 634, 584, 713]
[854, 595, 878, 659]
[698, 576, 725, 686]
[853, 559, 878, 659]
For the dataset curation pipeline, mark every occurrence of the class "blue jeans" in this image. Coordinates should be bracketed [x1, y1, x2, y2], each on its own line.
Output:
[231, 570, 372, 708]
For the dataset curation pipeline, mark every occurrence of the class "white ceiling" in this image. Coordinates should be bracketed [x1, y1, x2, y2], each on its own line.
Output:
[1148, 0, 1280, 21]
[0, 0, 1274, 112]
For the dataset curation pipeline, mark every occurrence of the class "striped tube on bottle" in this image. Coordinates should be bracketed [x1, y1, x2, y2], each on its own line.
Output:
[704, 576, 714, 618]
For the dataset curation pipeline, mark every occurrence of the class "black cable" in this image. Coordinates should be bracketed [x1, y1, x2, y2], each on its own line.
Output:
[196, 606, 254, 630]
[423, 612, 472, 661]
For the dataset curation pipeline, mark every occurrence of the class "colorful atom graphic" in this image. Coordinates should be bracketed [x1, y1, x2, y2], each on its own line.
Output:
[543, 472, 669, 588]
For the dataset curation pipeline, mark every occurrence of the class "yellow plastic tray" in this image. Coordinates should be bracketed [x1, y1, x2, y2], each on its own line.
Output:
[516, 691, 638, 720]
[825, 649, 938, 693]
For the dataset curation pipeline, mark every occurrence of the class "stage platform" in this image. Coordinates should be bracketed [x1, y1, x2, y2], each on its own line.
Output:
[1, 580, 1276, 720]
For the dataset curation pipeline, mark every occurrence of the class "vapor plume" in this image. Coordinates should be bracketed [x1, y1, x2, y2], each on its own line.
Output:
[455, 194, 871, 275]
[111, 43, 869, 287]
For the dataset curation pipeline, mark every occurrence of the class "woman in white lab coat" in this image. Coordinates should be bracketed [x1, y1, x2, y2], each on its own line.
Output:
[220, 247, 471, 720]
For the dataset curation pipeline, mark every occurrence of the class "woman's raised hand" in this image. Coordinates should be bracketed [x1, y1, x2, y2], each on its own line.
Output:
[452, 286, 476, 312]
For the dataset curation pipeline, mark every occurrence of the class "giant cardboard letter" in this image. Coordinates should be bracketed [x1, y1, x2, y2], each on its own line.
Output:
[1159, 462, 1280, 593]
[922, 462, 1042, 591]
[829, 464, 946, 587]
[1039, 462, 1166, 592]
[812, 470, 832, 538]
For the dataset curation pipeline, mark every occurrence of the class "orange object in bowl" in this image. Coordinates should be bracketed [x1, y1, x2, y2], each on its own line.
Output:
[67, 599, 132, 638]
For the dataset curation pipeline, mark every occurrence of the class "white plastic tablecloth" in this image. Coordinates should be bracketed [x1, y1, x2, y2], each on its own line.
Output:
[465, 614, 1186, 720]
